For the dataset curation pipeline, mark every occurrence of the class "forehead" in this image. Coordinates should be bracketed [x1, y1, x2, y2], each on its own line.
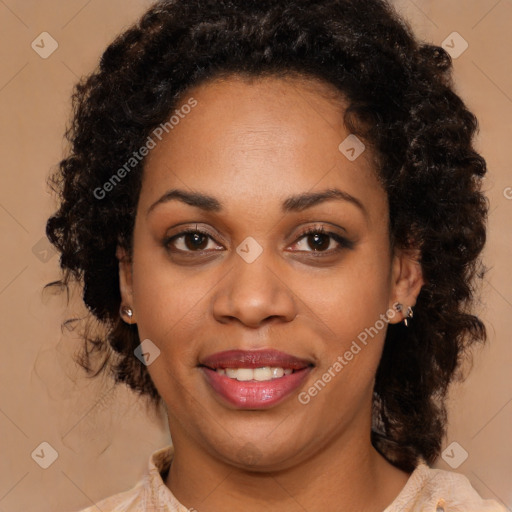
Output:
[140, 74, 386, 220]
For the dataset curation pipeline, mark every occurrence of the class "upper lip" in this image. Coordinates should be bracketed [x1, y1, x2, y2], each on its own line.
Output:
[199, 349, 314, 370]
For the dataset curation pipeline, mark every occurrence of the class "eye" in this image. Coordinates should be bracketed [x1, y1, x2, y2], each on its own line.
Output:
[163, 227, 223, 253]
[290, 225, 353, 254]
[163, 224, 354, 256]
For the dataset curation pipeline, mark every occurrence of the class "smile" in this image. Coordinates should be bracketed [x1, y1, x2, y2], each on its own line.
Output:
[199, 349, 314, 409]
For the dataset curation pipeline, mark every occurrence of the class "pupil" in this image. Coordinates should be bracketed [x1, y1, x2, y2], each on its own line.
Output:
[309, 233, 329, 251]
[186, 233, 207, 250]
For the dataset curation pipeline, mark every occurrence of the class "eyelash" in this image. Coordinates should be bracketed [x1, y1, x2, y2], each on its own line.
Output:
[163, 225, 354, 256]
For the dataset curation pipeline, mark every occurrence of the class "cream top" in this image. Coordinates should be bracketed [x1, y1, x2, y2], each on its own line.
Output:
[75, 444, 507, 512]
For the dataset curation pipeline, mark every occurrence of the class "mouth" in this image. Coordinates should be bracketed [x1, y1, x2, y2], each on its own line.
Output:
[199, 348, 314, 380]
[198, 349, 314, 408]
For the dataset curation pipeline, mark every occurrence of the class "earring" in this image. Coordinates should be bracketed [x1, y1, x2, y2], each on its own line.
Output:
[394, 303, 403, 313]
[120, 305, 134, 323]
[403, 306, 414, 327]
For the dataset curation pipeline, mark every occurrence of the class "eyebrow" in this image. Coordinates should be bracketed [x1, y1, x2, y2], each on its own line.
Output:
[146, 187, 368, 218]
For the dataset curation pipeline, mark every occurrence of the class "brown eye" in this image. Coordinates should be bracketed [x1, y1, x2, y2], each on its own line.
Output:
[163, 229, 223, 253]
[183, 232, 209, 251]
[305, 232, 331, 251]
[291, 226, 353, 254]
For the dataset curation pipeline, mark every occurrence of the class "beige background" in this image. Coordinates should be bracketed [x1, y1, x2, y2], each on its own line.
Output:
[0, 1, 511, 511]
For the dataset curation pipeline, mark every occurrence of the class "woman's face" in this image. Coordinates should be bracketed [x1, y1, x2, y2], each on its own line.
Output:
[119, 75, 422, 470]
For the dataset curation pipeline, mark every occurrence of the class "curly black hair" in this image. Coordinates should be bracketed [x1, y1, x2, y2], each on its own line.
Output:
[46, 0, 488, 473]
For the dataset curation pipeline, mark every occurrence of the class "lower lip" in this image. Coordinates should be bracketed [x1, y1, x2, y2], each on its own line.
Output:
[201, 367, 313, 409]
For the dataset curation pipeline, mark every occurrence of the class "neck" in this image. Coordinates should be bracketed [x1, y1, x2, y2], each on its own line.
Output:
[164, 420, 411, 512]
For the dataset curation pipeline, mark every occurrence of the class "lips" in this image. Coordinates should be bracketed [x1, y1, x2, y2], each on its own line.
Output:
[199, 349, 313, 370]
[198, 349, 314, 409]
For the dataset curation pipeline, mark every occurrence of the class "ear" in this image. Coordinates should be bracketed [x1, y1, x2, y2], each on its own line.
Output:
[116, 245, 136, 322]
[387, 247, 424, 325]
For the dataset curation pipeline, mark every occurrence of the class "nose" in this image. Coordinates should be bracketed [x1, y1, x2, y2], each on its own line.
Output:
[212, 248, 298, 329]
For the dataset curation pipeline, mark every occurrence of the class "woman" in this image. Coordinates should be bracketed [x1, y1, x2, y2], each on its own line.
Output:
[46, 0, 506, 510]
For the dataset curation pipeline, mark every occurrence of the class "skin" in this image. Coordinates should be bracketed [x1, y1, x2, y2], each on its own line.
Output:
[117, 74, 424, 512]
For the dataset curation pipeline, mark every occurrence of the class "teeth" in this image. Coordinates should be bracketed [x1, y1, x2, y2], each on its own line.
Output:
[254, 367, 272, 381]
[216, 366, 296, 381]
[271, 367, 284, 378]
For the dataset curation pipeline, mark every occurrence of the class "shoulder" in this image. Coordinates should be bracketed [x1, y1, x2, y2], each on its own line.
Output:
[72, 445, 185, 512]
[73, 478, 146, 512]
[385, 462, 508, 512]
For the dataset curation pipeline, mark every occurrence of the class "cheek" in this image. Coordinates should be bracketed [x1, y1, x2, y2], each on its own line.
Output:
[310, 245, 392, 336]
[130, 249, 210, 367]
[307, 243, 393, 391]
[130, 260, 206, 403]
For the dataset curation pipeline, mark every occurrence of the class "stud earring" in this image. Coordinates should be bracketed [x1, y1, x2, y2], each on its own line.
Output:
[120, 305, 134, 323]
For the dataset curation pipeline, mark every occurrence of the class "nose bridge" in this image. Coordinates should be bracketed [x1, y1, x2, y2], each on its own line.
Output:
[212, 240, 297, 327]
